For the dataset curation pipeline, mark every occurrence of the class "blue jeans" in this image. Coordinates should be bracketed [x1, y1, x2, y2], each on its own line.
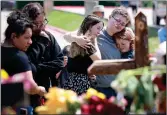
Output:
[95, 87, 117, 99]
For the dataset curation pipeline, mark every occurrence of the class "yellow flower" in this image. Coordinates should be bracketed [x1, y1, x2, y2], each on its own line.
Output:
[1, 69, 9, 80]
[36, 87, 80, 114]
[45, 87, 57, 99]
[85, 88, 106, 100]
[85, 88, 98, 99]
[45, 95, 67, 113]
[97, 92, 106, 99]
[64, 90, 78, 103]
[40, 87, 68, 114]
[35, 106, 49, 114]
[45, 87, 66, 99]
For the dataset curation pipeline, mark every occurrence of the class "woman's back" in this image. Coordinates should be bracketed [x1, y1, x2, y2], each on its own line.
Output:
[67, 55, 93, 74]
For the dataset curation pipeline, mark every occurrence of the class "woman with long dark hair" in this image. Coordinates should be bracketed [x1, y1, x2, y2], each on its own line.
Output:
[63, 14, 104, 95]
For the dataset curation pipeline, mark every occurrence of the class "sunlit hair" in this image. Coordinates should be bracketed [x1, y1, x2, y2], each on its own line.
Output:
[22, 2, 45, 21]
[4, 10, 33, 42]
[70, 14, 104, 58]
[109, 6, 131, 26]
[62, 45, 71, 56]
[113, 27, 135, 50]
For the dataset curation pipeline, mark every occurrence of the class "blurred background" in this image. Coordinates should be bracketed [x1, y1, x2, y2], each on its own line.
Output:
[1, 0, 167, 53]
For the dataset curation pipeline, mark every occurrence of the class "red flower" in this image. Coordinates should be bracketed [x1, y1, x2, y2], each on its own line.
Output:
[108, 96, 116, 103]
[107, 103, 124, 115]
[153, 75, 166, 91]
[81, 104, 90, 114]
[96, 104, 104, 113]
[89, 96, 103, 105]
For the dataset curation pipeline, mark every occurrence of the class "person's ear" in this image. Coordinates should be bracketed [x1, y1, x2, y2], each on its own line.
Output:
[11, 33, 17, 39]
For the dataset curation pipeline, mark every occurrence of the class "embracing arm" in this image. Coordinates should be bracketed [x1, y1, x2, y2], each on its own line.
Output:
[64, 31, 78, 43]
[64, 31, 91, 48]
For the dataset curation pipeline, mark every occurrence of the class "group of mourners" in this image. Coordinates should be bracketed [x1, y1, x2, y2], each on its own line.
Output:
[2, 2, 137, 114]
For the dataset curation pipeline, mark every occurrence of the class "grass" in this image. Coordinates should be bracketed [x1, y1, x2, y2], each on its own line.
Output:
[47, 10, 84, 31]
[47, 10, 159, 54]
[148, 37, 159, 54]
[148, 27, 159, 53]
[47, 10, 107, 31]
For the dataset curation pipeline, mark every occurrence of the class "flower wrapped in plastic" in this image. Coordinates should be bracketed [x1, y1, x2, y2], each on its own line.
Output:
[81, 88, 127, 115]
[35, 87, 127, 115]
[35, 87, 80, 114]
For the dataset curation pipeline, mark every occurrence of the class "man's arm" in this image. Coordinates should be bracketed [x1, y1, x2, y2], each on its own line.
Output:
[63, 30, 78, 43]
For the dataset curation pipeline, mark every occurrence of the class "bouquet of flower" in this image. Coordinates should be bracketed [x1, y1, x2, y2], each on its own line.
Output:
[81, 88, 127, 115]
[111, 65, 166, 113]
[35, 87, 80, 114]
[35, 88, 127, 115]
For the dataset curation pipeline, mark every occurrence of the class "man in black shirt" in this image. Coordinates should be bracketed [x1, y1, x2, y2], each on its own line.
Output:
[22, 2, 64, 109]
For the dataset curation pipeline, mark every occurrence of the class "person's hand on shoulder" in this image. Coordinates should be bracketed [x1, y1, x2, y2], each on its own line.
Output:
[75, 35, 92, 49]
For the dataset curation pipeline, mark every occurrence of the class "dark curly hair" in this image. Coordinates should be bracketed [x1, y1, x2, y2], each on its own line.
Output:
[4, 10, 33, 41]
[22, 2, 45, 21]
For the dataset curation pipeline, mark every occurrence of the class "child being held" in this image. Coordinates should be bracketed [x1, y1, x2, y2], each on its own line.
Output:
[114, 27, 135, 113]
[114, 27, 135, 59]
